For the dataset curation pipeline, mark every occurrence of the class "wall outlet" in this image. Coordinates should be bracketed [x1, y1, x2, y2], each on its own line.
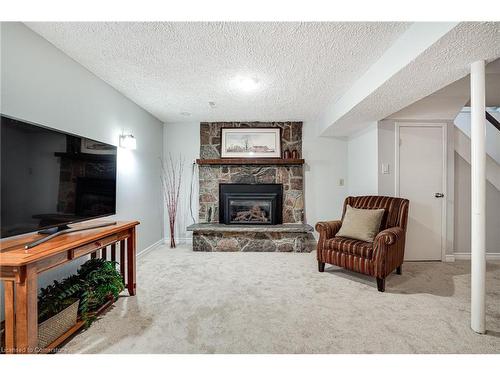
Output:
[339, 178, 344, 186]
[381, 163, 390, 174]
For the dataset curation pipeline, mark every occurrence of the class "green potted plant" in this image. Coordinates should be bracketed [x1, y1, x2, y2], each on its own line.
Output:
[37, 258, 124, 348]
[77, 258, 125, 319]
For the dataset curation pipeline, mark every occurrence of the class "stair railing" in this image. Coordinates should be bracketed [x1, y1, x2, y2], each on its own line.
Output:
[486, 111, 500, 132]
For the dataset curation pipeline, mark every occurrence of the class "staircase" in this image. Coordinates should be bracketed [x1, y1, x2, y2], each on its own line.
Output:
[454, 111, 500, 191]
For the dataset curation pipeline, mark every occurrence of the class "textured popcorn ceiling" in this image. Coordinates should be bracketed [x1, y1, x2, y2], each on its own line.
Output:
[25, 22, 410, 124]
[388, 58, 500, 120]
[322, 22, 500, 136]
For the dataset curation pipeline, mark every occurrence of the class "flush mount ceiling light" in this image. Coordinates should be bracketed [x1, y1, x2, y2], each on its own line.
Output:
[231, 76, 260, 93]
[119, 134, 137, 150]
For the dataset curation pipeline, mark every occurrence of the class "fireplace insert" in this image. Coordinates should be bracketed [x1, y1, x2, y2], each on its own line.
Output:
[219, 183, 283, 225]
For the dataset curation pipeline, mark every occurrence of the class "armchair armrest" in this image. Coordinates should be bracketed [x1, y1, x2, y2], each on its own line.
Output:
[373, 226, 406, 278]
[315, 220, 342, 240]
[374, 226, 405, 246]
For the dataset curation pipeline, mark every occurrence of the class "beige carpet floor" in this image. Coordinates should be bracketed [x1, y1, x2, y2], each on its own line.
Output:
[60, 245, 500, 354]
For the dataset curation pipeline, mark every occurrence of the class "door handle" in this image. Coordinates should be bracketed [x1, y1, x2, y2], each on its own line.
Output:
[435, 193, 444, 198]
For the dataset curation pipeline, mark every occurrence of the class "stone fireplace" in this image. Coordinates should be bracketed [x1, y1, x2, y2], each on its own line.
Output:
[198, 122, 304, 224]
[187, 122, 314, 252]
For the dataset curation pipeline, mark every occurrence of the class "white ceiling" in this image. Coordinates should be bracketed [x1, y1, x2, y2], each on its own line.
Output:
[25, 22, 410, 124]
[387, 57, 500, 120]
[320, 22, 500, 136]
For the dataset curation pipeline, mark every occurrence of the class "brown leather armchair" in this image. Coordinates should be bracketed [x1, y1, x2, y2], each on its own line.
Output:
[315, 196, 409, 292]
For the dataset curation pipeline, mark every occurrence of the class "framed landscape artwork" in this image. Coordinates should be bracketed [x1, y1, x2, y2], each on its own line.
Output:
[80, 138, 116, 155]
[221, 128, 281, 158]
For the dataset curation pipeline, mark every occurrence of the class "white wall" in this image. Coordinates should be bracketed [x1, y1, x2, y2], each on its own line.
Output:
[347, 123, 378, 196]
[1, 23, 164, 318]
[377, 120, 397, 196]
[454, 154, 500, 254]
[453, 111, 500, 255]
[454, 111, 500, 163]
[162, 122, 200, 243]
[303, 121, 348, 227]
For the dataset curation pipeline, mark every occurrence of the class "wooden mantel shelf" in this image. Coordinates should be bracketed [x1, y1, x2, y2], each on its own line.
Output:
[196, 158, 304, 166]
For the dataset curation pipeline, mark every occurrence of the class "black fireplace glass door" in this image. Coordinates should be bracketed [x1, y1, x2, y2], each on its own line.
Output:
[219, 183, 283, 225]
[229, 199, 272, 224]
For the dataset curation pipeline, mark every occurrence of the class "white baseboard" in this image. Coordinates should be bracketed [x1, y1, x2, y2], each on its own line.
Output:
[136, 239, 164, 258]
[444, 254, 456, 262]
[138, 242, 500, 260]
[452, 252, 500, 261]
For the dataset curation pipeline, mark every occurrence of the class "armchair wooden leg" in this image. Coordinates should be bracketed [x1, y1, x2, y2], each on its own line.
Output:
[376, 277, 385, 292]
[318, 261, 325, 272]
[396, 265, 402, 275]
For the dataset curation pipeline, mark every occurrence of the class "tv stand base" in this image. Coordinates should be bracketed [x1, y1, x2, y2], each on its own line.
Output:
[26, 221, 117, 249]
[38, 224, 71, 235]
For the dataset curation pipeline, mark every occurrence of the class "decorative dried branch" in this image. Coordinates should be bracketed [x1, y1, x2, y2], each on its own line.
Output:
[161, 154, 184, 248]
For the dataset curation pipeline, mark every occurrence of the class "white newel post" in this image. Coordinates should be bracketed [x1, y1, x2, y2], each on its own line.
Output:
[470, 60, 486, 334]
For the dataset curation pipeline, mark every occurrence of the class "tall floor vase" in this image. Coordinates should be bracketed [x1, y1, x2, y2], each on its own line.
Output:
[161, 154, 184, 249]
[169, 220, 176, 248]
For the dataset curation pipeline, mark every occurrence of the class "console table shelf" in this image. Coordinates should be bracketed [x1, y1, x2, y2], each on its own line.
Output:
[196, 158, 304, 166]
[0, 220, 139, 354]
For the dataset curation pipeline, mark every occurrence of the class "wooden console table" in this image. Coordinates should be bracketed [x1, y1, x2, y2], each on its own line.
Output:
[0, 220, 139, 354]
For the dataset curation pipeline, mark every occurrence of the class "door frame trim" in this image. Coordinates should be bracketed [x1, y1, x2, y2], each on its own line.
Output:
[395, 122, 448, 261]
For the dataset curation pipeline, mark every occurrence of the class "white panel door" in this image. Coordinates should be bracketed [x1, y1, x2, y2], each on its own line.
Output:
[398, 125, 445, 261]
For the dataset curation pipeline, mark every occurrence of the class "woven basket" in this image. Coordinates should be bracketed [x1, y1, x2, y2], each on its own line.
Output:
[38, 300, 79, 349]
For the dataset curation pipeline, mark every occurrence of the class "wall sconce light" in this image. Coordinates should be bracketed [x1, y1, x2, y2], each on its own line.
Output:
[119, 134, 137, 150]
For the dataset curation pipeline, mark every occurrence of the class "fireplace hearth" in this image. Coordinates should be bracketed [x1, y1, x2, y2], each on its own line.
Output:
[219, 183, 283, 225]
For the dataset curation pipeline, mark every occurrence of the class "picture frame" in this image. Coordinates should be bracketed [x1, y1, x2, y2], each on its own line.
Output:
[80, 138, 117, 155]
[220, 128, 281, 158]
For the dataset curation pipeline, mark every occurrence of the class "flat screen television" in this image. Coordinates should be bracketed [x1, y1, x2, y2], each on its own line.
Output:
[1, 115, 117, 239]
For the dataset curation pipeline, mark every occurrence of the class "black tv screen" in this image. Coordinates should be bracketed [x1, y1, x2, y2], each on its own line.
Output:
[1, 115, 117, 238]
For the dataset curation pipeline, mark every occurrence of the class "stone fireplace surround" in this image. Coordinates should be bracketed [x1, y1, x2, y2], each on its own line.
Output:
[188, 122, 314, 252]
[198, 122, 304, 223]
